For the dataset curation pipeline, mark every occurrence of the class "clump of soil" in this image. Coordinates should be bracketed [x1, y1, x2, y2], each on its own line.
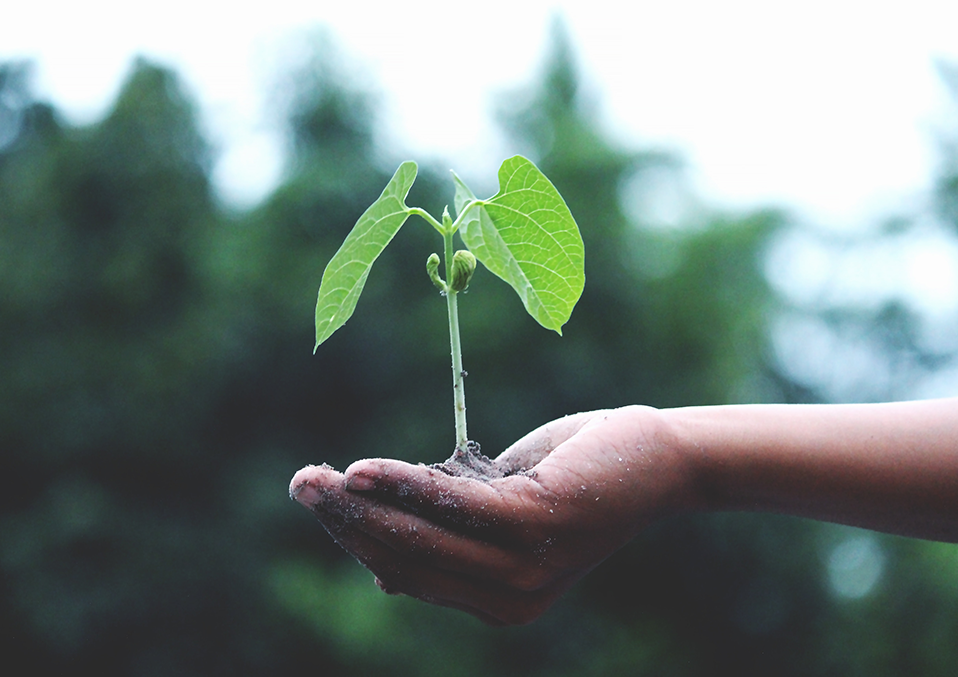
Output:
[429, 437, 549, 483]
[430, 441, 509, 482]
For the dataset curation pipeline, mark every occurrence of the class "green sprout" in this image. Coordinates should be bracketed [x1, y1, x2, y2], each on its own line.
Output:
[313, 155, 585, 453]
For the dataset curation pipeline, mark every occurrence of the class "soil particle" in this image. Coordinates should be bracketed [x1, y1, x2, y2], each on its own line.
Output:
[430, 440, 510, 482]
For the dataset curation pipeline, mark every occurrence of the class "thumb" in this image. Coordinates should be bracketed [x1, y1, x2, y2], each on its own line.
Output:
[494, 411, 608, 475]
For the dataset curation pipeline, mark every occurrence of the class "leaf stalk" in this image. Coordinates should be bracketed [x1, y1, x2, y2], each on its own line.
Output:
[407, 207, 444, 234]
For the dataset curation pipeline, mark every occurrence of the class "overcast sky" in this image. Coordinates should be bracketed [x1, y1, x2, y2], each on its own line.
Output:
[4, 0, 958, 228]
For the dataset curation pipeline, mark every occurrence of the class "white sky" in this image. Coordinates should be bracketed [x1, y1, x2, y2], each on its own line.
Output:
[3, 0, 958, 228]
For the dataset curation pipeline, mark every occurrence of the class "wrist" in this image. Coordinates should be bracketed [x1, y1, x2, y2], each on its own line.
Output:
[655, 405, 730, 514]
[609, 405, 704, 520]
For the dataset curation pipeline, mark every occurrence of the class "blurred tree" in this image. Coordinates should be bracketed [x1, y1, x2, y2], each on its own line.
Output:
[0, 58, 355, 675]
[935, 61, 958, 234]
[3, 23, 958, 677]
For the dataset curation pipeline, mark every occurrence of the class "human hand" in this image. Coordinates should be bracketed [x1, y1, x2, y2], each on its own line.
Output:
[289, 405, 693, 625]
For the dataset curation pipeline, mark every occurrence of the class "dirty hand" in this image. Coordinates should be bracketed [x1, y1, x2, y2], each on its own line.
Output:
[289, 406, 694, 626]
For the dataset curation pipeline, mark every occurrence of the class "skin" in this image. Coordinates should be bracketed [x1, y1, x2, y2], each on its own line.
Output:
[289, 398, 958, 626]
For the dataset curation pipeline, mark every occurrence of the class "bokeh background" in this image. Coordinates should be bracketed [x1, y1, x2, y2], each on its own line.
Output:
[2, 6, 958, 676]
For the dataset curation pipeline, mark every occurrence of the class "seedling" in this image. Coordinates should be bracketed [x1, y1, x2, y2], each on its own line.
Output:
[313, 155, 584, 455]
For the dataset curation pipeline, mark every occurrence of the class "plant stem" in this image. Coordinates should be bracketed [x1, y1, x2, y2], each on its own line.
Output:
[443, 228, 469, 451]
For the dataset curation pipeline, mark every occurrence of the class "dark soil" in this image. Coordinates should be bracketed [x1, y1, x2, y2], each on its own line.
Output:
[430, 441, 511, 482]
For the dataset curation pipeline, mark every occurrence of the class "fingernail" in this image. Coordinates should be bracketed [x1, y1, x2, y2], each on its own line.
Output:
[290, 481, 322, 507]
[345, 474, 376, 492]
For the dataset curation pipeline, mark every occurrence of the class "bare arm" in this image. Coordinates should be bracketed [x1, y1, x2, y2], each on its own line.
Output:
[670, 398, 958, 541]
[289, 398, 958, 625]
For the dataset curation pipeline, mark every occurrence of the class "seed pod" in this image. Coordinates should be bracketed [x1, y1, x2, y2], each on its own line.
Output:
[449, 250, 477, 292]
[426, 253, 446, 292]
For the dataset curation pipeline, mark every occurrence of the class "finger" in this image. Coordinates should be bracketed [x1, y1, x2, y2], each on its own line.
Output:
[302, 498, 561, 625]
[343, 458, 551, 532]
[343, 458, 507, 517]
[294, 463, 552, 584]
[308, 476, 555, 587]
[291, 465, 572, 624]
[304, 498, 390, 566]
[495, 410, 605, 474]
[290, 463, 345, 505]
[337, 490, 561, 589]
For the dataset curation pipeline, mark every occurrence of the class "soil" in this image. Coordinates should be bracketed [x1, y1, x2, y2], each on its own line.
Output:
[430, 441, 513, 482]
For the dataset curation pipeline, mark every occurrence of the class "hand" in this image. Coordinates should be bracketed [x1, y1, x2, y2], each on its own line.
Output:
[289, 406, 693, 625]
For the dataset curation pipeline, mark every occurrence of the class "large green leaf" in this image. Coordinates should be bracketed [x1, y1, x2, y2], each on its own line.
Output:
[454, 156, 584, 334]
[314, 161, 417, 350]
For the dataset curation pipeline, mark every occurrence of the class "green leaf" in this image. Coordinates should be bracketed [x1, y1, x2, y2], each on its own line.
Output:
[454, 156, 584, 334]
[314, 161, 417, 350]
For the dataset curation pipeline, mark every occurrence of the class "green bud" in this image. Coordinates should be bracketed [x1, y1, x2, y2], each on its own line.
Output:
[449, 250, 477, 292]
[426, 253, 446, 292]
[442, 205, 453, 231]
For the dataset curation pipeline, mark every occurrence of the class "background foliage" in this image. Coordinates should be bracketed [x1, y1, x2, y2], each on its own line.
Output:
[1, 25, 957, 675]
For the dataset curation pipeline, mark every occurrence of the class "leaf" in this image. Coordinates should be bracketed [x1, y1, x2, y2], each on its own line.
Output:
[314, 161, 417, 350]
[455, 156, 584, 334]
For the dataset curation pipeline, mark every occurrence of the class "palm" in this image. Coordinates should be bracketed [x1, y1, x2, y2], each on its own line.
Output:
[289, 405, 683, 625]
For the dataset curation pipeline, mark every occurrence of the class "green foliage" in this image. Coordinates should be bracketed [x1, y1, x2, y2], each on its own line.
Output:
[312, 153, 585, 447]
[314, 161, 417, 349]
[454, 156, 585, 334]
[314, 154, 585, 348]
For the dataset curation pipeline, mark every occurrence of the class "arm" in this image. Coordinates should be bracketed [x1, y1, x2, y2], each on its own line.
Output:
[670, 398, 958, 542]
[289, 398, 958, 625]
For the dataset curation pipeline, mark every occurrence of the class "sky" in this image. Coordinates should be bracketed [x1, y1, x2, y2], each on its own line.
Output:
[3, 0, 958, 397]
[4, 0, 958, 228]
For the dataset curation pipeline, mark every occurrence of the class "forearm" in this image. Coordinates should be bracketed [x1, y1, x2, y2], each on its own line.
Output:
[661, 398, 958, 542]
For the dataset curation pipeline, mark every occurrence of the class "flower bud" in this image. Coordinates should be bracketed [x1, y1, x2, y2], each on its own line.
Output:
[449, 250, 477, 292]
[426, 253, 446, 292]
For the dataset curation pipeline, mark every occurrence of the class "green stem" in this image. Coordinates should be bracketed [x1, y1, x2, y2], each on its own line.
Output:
[447, 199, 483, 232]
[408, 207, 445, 235]
[443, 228, 469, 451]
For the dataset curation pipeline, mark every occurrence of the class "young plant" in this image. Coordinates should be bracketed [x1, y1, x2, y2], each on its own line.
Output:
[313, 155, 585, 454]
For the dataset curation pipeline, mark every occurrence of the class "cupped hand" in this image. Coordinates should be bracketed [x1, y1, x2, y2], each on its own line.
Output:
[289, 405, 692, 625]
